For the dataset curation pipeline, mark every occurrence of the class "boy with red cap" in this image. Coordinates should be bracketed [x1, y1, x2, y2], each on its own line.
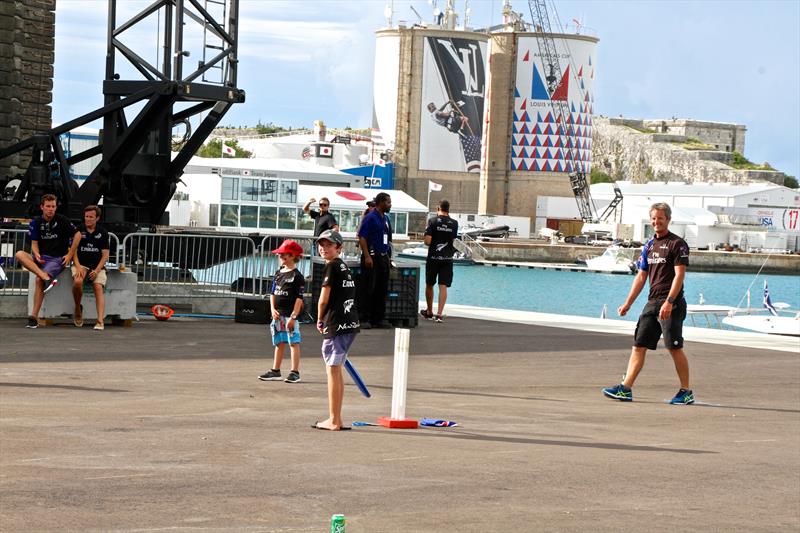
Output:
[259, 240, 305, 383]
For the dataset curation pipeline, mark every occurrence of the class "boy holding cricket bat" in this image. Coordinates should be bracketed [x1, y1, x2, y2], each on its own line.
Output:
[314, 230, 360, 431]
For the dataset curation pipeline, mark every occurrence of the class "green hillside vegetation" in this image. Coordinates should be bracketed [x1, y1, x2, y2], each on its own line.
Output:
[680, 137, 715, 150]
[728, 151, 775, 171]
[625, 124, 657, 134]
[590, 167, 615, 184]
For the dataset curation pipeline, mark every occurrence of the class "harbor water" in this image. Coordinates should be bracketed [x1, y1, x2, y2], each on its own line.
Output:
[420, 262, 800, 324]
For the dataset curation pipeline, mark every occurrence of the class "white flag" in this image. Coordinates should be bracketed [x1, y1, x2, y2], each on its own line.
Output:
[428, 180, 442, 192]
[222, 144, 235, 157]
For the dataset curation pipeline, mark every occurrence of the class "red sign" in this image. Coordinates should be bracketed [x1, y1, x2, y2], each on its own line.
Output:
[336, 190, 368, 201]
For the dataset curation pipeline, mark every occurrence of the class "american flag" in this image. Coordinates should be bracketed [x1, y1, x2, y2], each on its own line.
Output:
[461, 134, 481, 173]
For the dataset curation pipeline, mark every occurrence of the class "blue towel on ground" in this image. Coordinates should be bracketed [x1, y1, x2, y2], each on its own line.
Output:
[419, 418, 458, 427]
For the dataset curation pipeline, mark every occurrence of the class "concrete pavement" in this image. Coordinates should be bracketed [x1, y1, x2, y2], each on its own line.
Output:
[1, 315, 798, 532]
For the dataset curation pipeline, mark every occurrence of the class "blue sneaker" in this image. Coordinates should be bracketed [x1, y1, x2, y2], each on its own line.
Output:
[669, 388, 694, 405]
[602, 384, 633, 401]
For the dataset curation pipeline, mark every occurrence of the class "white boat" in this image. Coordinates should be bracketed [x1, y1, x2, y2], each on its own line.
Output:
[721, 314, 800, 337]
[397, 242, 476, 265]
[583, 246, 637, 274]
[720, 281, 800, 337]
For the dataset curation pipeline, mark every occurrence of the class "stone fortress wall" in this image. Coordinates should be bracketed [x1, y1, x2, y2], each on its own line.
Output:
[0, 0, 56, 180]
[592, 117, 787, 186]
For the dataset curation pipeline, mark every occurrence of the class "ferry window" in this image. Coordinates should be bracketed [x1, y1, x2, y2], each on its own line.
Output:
[260, 179, 277, 202]
[259, 206, 277, 229]
[279, 180, 297, 204]
[278, 206, 297, 230]
[221, 177, 238, 201]
[387, 212, 407, 235]
[240, 205, 258, 228]
[241, 178, 259, 202]
[643, 224, 655, 240]
[208, 204, 219, 226]
[338, 210, 357, 233]
[220, 204, 239, 227]
[297, 208, 314, 231]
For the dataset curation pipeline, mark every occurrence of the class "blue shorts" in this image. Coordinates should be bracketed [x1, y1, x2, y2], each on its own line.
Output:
[321, 333, 357, 366]
[40, 255, 64, 279]
[270, 317, 301, 346]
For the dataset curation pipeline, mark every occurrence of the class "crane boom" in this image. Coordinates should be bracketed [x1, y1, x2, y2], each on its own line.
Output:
[528, 0, 598, 222]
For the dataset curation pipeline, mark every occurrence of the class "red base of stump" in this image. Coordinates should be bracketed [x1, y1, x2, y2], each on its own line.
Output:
[377, 416, 419, 429]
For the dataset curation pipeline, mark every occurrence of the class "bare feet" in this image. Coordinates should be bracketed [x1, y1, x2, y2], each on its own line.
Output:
[311, 419, 350, 431]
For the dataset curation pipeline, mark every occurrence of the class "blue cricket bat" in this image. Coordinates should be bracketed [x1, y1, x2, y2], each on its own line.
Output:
[345, 359, 371, 398]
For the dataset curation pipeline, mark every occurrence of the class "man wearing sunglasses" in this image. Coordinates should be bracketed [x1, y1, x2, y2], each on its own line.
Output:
[303, 197, 339, 237]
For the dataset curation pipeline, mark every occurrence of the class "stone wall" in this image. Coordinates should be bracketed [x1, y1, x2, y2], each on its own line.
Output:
[0, 0, 56, 179]
[592, 117, 787, 185]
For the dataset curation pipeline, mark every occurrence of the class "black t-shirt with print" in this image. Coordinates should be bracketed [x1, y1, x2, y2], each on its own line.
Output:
[320, 257, 360, 338]
[637, 231, 690, 302]
[76, 225, 110, 270]
[271, 268, 305, 316]
[28, 214, 77, 257]
[424, 215, 459, 260]
[309, 210, 337, 237]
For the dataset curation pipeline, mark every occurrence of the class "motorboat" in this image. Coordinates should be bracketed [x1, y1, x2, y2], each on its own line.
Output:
[583, 246, 637, 274]
[396, 242, 476, 265]
[719, 281, 799, 336]
[459, 223, 511, 239]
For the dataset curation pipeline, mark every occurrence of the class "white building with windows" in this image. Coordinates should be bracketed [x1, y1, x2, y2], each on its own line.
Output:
[168, 162, 426, 237]
[536, 181, 800, 250]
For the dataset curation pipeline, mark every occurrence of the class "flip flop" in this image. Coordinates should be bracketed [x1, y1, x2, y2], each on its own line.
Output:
[311, 422, 352, 431]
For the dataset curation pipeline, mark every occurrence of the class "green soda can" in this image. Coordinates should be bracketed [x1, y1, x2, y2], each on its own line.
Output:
[330, 514, 346, 533]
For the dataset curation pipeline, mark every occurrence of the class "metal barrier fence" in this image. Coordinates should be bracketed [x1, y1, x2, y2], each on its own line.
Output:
[0, 228, 120, 298]
[0, 228, 30, 296]
[2, 229, 365, 303]
[121, 232, 260, 298]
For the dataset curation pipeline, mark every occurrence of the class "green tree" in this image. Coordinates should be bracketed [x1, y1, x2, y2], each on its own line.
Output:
[784, 176, 798, 189]
[590, 167, 615, 184]
[255, 121, 287, 135]
[196, 138, 252, 158]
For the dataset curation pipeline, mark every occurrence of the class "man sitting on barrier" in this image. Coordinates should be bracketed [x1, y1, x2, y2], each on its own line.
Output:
[14, 194, 80, 329]
[71, 205, 110, 331]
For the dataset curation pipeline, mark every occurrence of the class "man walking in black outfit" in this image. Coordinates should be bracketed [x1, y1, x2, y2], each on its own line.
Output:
[357, 193, 392, 329]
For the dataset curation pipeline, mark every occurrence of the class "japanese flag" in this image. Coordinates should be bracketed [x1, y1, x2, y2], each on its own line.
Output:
[377, 158, 386, 167]
[428, 180, 442, 192]
[222, 144, 235, 156]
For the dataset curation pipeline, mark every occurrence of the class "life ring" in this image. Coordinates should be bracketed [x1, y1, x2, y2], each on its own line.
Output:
[152, 304, 174, 321]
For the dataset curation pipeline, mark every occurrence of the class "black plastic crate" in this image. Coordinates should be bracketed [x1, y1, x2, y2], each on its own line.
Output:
[309, 257, 419, 328]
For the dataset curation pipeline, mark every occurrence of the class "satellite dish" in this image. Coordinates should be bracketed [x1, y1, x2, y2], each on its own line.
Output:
[358, 154, 369, 164]
[433, 7, 441, 17]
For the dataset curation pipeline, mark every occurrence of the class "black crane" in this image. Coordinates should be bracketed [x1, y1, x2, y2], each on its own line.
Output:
[0, 0, 245, 233]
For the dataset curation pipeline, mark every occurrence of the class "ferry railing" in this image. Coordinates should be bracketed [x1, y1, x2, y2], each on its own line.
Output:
[121, 232, 257, 298]
[457, 234, 487, 261]
[0, 228, 31, 297]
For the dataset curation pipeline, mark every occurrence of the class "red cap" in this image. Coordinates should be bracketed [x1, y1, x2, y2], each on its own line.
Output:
[271, 240, 304, 257]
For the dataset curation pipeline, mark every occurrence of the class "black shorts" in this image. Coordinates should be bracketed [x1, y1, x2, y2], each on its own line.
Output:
[425, 259, 454, 287]
[634, 298, 686, 350]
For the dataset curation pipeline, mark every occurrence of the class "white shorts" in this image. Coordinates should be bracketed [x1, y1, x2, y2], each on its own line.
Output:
[71, 265, 107, 287]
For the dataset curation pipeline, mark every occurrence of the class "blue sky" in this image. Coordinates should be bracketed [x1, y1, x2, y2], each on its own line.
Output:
[53, 0, 800, 178]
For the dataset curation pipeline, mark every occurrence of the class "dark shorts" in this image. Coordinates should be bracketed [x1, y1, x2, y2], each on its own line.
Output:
[634, 298, 686, 350]
[40, 255, 64, 279]
[425, 259, 454, 287]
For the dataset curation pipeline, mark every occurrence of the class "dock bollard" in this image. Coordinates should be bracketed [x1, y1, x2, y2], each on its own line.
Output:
[378, 328, 419, 429]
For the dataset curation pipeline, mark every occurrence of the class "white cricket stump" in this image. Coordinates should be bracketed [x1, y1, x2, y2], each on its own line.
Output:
[377, 328, 419, 429]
